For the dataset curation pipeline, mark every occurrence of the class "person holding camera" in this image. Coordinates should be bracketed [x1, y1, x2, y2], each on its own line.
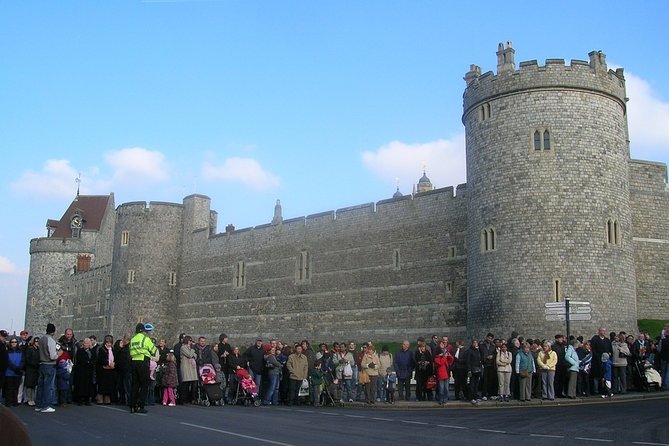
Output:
[434, 347, 455, 405]
[360, 344, 380, 404]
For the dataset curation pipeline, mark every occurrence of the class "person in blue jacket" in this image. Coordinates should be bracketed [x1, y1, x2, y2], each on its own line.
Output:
[564, 339, 580, 399]
[393, 340, 414, 401]
[4, 337, 25, 406]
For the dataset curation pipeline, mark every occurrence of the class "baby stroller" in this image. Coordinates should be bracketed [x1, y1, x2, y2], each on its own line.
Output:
[633, 359, 661, 391]
[197, 364, 224, 406]
[319, 369, 341, 407]
[232, 369, 261, 407]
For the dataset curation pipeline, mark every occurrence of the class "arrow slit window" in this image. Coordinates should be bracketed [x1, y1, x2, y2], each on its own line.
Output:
[553, 278, 561, 302]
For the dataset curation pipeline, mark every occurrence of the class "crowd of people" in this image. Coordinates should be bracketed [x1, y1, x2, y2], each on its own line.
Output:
[1, 323, 669, 413]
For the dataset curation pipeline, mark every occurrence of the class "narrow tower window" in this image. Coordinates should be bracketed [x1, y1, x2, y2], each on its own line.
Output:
[607, 219, 613, 244]
[607, 219, 622, 246]
[393, 249, 401, 270]
[296, 251, 311, 283]
[543, 130, 551, 150]
[234, 261, 246, 288]
[553, 278, 561, 302]
[481, 227, 497, 252]
[534, 131, 541, 150]
[481, 229, 489, 251]
[121, 231, 130, 246]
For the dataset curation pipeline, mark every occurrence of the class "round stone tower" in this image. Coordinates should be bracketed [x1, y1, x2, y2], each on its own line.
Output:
[110, 200, 185, 337]
[463, 43, 637, 338]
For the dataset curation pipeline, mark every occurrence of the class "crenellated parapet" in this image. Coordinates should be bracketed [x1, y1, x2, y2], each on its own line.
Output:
[30, 234, 93, 255]
[207, 183, 468, 244]
[463, 47, 627, 122]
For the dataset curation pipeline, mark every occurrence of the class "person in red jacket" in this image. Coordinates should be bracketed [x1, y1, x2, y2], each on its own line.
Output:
[433, 347, 455, 405]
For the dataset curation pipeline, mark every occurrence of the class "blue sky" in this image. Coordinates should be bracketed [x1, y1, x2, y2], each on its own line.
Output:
[1, 1, 668, 334]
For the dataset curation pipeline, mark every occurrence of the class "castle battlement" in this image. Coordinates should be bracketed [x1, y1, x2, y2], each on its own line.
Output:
[116, 200, 184, 216]
[29, 234, 92, 255]
[211, 184, 466, 243]
[463, 45, 627, 120]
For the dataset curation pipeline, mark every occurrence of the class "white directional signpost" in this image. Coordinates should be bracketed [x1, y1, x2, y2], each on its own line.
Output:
[544, 298, 592, 341]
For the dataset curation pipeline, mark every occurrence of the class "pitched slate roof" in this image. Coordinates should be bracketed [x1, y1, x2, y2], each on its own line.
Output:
[49, 194, 113, 238]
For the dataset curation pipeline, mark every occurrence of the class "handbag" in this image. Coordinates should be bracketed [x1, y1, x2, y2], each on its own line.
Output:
[358, 369, 370, 384]
[519, 369, 530, 378]
[343, 363, 353, 378]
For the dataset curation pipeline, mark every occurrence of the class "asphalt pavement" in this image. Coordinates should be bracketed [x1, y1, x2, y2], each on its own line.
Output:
[7, 392, 669, 446]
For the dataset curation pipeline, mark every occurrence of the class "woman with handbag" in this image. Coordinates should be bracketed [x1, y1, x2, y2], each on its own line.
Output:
[565, 339, 580, 399]
[515, 342, 535, 401]
[179, 336, 198, 404]
[414, 342, 434, 401]
[262, 347, 282, 405]
[360, 345, 380, 404]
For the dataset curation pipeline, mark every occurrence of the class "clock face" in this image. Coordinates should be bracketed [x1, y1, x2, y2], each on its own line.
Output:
[72, 216, 82, 227]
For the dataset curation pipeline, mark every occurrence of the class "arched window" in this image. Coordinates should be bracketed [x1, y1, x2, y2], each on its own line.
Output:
[543, 130, 551, 150]
[481, 227, 497, 252]
[481, 229, 488, 252]
[607, 219, 613, 244]
[607, 219, 622, 245]
[534, 131, 541, 150]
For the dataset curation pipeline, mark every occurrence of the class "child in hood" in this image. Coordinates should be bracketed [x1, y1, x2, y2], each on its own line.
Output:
[600, 352, 613, 398]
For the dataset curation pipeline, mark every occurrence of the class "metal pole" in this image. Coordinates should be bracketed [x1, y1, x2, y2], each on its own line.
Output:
[565, 297, 571, 342]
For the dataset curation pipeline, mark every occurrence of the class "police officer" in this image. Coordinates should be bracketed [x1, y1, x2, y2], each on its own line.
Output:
[129, 323, 157, 413]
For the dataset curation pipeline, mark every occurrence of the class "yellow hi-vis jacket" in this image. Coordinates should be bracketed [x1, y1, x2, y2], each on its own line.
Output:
[129, 332, 157, 361]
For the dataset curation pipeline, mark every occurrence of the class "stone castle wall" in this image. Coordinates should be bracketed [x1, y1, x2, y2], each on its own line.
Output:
[629, 160, 669, 319]
[177, 186, 468, 344]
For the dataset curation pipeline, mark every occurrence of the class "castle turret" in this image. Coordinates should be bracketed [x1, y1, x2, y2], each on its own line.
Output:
[463, 45, 635, 338]
[272, 199, 283, 225]
[496, 41, 515, 74]
[110, 199, 186, 337]
[416, 170, 433, 193]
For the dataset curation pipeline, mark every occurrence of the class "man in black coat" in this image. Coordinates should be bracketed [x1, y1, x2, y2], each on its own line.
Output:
[552, 334, 567, 397]
[590, 327, 612, 395]
[246, 338, 266, 395]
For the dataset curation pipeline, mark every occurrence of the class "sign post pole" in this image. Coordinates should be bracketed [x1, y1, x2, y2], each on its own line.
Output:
[565, 297, 571, 343]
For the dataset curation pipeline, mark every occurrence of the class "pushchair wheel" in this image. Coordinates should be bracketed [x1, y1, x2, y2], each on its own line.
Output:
[204, 400, 211, 407]
[253, 400, 261, 407]
[244, 399, 251, 406]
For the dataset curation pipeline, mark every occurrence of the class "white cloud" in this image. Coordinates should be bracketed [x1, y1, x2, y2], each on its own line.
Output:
[361, 135, 466, 193]
[201, 157, 280, 191]
[11, 147, 170, 199]
[105, 147, 170, 185]
[0, 256, 18, 274]
[11, 159, 82, 198]
[625, 72, 669, 160]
